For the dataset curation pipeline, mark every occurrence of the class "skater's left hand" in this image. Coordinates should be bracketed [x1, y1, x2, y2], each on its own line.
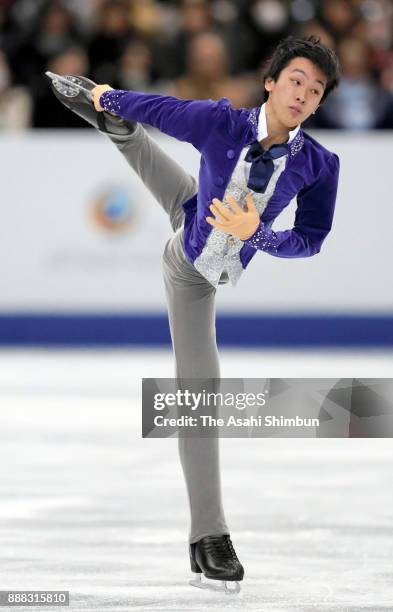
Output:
[206, 193, 260, 240]
[91, 84, 114, 112]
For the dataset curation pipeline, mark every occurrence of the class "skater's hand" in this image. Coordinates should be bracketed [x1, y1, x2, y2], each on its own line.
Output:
[91, 84, 113, 112]
[206, 193, 260, 240]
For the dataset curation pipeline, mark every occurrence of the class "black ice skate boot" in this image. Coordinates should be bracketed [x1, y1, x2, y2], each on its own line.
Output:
[189, 534, 244, 595]
[45, 72, 136, 136]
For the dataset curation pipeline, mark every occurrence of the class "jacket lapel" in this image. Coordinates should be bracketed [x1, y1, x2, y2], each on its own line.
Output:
[243, 108, 307, 218]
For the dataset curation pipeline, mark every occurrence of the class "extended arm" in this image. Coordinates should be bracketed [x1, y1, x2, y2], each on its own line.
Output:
[91, 85, 227, 151]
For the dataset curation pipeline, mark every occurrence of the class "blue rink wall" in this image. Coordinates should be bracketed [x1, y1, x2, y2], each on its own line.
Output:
[1, 129, 392, 347]
[1, 314, 393, 347]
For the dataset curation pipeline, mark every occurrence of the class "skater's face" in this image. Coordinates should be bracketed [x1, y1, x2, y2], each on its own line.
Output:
[264, 57, 326, 128]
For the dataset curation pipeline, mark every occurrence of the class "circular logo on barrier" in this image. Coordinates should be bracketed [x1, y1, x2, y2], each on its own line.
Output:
[91, 186, 137, 232]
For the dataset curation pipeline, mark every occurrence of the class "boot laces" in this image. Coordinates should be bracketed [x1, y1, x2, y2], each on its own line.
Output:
[204, 536, 239, 563]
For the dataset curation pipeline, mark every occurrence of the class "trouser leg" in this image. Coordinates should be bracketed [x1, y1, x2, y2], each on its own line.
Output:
[101, 123, 197, 232]
[162, 230, 229, 544]
[101, 120, 228, 542]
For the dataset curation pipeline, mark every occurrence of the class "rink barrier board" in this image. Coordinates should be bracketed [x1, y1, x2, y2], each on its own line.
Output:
[1, 132, 393, 316]
[0, 314, 393, 346]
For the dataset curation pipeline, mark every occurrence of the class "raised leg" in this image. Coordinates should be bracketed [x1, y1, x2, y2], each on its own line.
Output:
[104, 125, 197, 232]
[48, 73, 197, 232]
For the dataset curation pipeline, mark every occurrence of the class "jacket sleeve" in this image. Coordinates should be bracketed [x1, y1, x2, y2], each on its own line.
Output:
[243, 153, 340, 257]
[99, 89, 227, 151]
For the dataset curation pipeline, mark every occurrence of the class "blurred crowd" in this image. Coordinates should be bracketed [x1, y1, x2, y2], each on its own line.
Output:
[0, 0, 393, 130]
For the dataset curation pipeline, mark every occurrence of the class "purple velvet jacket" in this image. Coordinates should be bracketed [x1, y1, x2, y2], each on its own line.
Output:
[100, 90, 340, 269]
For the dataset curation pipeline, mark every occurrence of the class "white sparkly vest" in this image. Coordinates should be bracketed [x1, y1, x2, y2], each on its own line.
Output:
[193, 150, 288, 287]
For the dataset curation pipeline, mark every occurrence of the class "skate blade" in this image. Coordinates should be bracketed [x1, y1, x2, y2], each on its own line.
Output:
[189, 573, 241, 595]
[45, 72, 92, 99]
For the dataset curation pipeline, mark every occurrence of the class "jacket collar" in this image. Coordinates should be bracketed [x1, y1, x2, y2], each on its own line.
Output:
[257, 102, 300, 143]
[246, 105, 304, 159]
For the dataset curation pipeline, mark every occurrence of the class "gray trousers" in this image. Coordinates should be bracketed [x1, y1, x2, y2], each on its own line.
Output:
[106, 124, 229, 543]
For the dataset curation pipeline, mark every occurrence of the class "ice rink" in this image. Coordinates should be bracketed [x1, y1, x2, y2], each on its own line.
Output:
[1, 349, 393, 612]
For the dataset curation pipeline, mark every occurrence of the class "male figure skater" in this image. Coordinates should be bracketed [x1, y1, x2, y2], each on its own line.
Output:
[48, 35, 340, 594]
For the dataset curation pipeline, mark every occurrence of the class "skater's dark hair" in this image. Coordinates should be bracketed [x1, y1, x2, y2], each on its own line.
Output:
[262, 35, 340, 103]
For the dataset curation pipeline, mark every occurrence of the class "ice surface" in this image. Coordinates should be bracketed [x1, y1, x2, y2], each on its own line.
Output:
[0, 349, 392, 611]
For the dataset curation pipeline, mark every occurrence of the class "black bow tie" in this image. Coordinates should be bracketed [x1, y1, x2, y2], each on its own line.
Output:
[245, 140, 288, 193]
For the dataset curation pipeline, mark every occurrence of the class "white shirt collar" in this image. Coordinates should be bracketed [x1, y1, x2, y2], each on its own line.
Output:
[257, 102, 300, 144]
